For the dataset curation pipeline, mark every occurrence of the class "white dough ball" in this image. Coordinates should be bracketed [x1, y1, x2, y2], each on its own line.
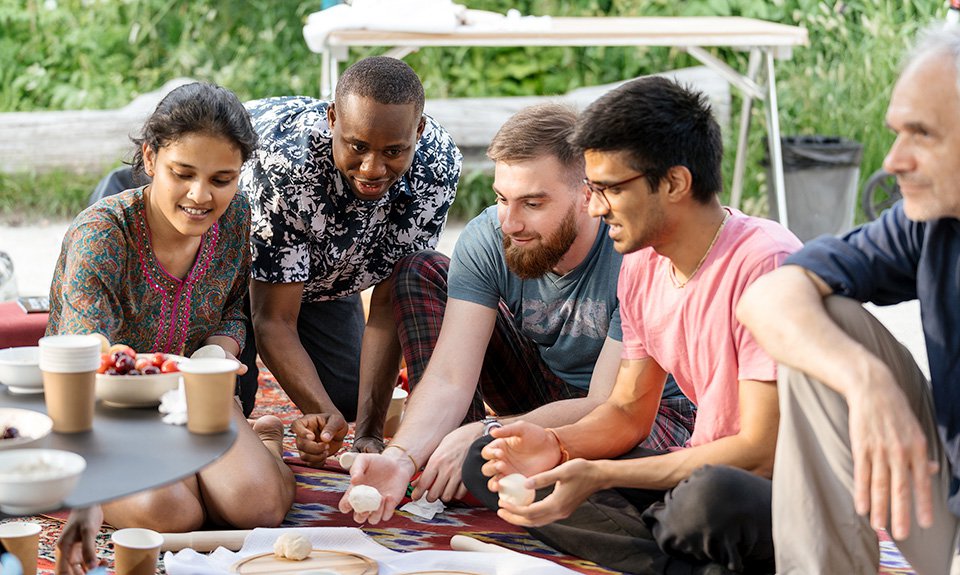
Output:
[498, 473, 535, 507]
[190, 344, 226, 359]
[347, 484, 383, 513]
[338, 451, 358, 470]
[273, 532, 312, 561]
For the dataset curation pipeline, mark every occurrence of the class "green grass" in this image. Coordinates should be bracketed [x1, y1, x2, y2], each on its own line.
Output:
[0, 171, 98, 224]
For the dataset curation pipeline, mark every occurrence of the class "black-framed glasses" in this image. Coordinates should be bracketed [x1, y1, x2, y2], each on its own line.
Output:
[583, 172, 646, 207]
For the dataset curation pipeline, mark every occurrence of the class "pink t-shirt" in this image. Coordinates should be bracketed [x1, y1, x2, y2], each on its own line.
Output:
[619, 209, 802, 447]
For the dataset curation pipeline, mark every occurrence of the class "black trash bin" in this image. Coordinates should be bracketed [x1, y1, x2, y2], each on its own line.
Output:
[766, 136, 863, 242]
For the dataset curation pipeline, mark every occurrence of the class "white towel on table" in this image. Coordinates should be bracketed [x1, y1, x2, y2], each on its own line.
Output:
[163, 526, 579, 574]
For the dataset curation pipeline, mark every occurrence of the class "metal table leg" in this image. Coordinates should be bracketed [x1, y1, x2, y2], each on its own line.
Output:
[765, 50, 788, 228]
[730, 49, 763, 210]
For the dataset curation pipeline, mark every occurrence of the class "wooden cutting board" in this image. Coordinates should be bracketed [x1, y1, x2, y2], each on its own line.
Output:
[231, 549, 377, 574]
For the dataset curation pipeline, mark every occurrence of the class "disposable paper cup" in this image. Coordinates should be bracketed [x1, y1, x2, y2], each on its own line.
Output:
[111, 528, 162, 575]
[383, 386, 408, 438]
[41, 371, 96, 433]
[38, 336, 101, 432]
[0, 521, 41, 575]
[179, 358, 239, 434]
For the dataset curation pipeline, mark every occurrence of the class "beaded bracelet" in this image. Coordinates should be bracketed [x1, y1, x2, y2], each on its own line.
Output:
[544, 428, 570, 464]
[385, 443, 419, 473]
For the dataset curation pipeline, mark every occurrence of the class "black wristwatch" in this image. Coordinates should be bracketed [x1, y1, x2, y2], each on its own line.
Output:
[481, 416, 502, 436]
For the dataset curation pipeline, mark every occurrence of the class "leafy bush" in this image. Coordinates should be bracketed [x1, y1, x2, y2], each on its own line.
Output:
[0, 0, 948, 221]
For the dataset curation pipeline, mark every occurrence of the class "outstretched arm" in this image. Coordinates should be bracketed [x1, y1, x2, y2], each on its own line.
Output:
[492, 376, 778, 527]
[354, 275, 403, 454]
[340, 298, 497, 520]
[481, 356, 667, 490]
[252, 279, 347, 463]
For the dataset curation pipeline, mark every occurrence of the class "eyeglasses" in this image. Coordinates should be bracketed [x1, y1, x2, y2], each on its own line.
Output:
[583, 172, 646, 207]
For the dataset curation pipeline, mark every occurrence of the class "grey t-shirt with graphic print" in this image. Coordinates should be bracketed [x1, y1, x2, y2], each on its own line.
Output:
[448, 206, 622, 391]
[240, 96, 462, 303]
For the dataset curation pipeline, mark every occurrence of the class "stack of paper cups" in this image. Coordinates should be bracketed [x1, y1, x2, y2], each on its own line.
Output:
[38, 335, 101, 433]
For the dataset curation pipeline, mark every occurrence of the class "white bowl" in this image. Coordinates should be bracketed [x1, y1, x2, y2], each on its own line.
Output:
[95, 354, 183, 408]
[0, 347, 43, 394]
[0, 448, 86, 514]
[0, 408, 52, 450]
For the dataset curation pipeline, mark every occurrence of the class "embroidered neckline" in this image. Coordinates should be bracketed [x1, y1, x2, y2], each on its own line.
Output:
[130, 189, 219, 353]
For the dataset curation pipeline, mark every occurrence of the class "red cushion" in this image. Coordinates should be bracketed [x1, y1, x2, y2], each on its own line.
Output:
[0, 301, 48, 348]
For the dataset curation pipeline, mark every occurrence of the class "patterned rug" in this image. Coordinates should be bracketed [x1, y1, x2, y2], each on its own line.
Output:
[14, 369, 915, 574]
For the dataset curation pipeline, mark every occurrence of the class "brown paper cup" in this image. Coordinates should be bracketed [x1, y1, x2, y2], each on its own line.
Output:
[111, 528, 162, 575]
[42, 371, 96, 433]
[180, 358, 239, 434]
[0, 522, 41, 575]
[383, 387, 408, 438]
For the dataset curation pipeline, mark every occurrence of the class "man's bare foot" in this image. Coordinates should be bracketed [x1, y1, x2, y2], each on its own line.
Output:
[252, 415, 285, 459]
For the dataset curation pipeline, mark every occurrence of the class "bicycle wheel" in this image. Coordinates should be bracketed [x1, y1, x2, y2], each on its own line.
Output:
[861, 169, 901, 221]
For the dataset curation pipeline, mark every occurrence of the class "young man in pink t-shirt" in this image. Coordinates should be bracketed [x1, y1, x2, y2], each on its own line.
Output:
[462, 77, 801, 574]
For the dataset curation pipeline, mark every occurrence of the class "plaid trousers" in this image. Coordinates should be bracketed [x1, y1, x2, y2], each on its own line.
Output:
[392, 250, 695, 450]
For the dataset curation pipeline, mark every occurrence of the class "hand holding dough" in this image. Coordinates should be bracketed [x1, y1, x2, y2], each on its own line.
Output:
[498, 473, 535, 507]
[347, 484, 383, 513]
[273, 533, 312, 561]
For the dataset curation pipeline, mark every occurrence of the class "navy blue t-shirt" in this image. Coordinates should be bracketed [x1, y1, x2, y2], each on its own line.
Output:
[787, 201, 960, 515]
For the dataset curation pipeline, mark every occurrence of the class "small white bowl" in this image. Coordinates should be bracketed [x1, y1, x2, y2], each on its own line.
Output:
[95, 354, 183, 408]
[0, 347, 43, 394]
[0, 408, 53, 451]
[0, 448, 86, 514]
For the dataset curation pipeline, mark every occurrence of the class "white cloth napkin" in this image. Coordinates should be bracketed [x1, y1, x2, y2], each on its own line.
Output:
[399, 493, 446, 520]
[163, 526, 579, 574]
[158, 381, 187, 426]
[303, 0, 464, 52]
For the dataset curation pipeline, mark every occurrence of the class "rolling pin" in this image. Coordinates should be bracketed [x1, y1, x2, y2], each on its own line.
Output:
[160, 530, 252, 552]
[450, 534, 521, 555]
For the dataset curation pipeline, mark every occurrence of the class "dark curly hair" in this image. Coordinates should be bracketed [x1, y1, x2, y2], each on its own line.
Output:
[335, 56, 425, 115]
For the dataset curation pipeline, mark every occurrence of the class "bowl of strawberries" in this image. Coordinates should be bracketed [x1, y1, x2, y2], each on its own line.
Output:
[95, 344, 184, 408]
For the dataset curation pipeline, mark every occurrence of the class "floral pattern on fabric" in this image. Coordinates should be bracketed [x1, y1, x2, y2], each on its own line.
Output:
[240, 96, 462, 302]
[47, 187, 250, 355]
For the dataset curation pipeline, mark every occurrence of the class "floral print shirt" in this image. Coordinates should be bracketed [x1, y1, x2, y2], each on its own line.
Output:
[47, 188, 250, 355]
[240, 96, 462, 302]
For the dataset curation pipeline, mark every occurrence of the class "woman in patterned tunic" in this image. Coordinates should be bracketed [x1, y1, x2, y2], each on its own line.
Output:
[52, 83, 295, 573]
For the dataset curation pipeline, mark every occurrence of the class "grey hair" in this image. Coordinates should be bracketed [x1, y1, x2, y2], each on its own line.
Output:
[906, 24, 960, 95]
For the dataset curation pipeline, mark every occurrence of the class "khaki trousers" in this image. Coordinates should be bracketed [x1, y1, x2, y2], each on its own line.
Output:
[774, 296, 959, 574]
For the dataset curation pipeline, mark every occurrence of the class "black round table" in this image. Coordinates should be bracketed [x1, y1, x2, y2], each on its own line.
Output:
[0, 387, 236, 515]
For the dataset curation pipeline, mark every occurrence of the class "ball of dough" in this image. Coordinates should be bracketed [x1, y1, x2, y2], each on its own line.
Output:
[92, 333, 111, 353]
[338, 451, 358, 470]
[273, 532, 312, 561]
[498, 473, 535, 507]
[347, 484, 383, 514]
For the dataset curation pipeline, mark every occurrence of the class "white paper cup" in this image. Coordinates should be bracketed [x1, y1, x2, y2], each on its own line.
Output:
[178, 358, 239, 434]
[0, 522, 41, 575]
[383, 387, 408, 438]
[111, 528, 162, 575]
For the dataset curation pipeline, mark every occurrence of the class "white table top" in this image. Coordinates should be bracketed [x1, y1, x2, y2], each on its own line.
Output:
[318, 16, 808, 53]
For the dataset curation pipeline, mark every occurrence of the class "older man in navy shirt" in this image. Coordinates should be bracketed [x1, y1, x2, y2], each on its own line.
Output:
[738, 25, 960, 575]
